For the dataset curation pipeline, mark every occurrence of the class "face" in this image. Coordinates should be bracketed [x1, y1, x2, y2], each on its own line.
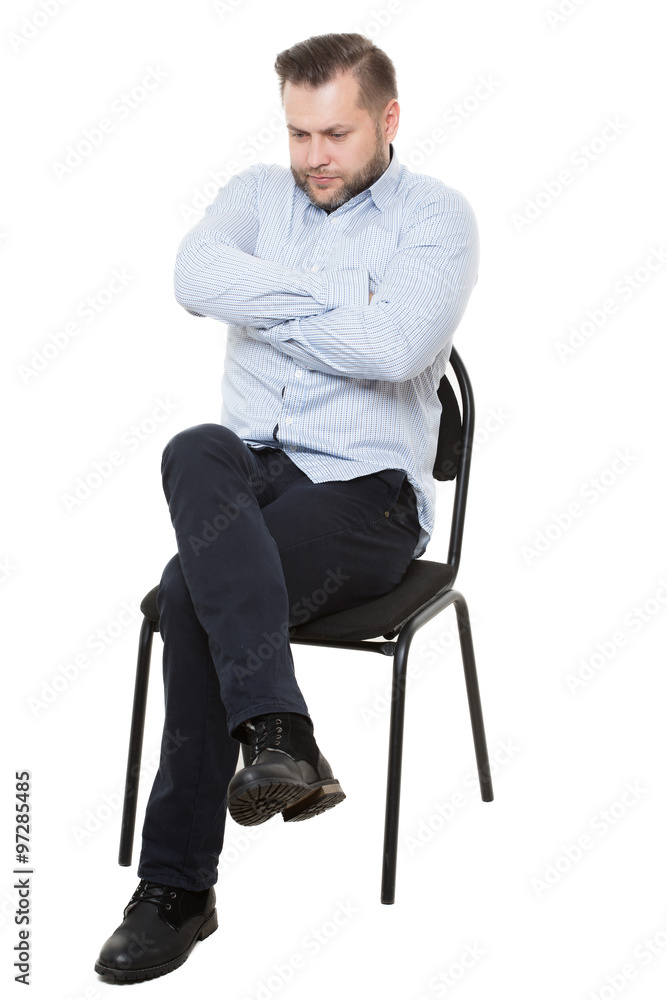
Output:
[284, 71, 399, 212]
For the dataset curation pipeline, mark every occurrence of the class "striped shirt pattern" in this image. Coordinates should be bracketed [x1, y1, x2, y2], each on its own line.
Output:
[173, 145, 479, 558]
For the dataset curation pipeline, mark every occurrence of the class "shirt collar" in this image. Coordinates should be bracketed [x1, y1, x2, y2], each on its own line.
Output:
[297, 142, 402, 216]
[368, 142, 401, 211]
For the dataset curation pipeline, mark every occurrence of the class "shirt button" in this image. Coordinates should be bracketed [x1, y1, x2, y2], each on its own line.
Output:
[310, 264, 319, 272]
[295, 370, 303, 379]
[285, 416, 293, 426]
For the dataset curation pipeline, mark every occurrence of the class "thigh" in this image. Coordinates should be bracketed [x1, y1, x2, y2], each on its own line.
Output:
[161, 425, 306, 513]
[261, 469, 422, 627]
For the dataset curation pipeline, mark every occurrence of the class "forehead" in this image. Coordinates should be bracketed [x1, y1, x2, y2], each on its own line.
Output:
[283, 72, 371, 128]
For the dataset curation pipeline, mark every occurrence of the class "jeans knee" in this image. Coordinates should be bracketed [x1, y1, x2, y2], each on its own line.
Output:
[162, 423, 216, 465]
[162, 423, 240, 469]
[157, 554, 190, 618]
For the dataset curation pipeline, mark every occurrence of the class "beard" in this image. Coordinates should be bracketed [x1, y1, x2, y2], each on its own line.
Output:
[291, 123, 389, 212]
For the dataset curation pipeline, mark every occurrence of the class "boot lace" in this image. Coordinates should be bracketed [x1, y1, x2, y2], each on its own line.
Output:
[130, 880, 177, 911]
[248, 715, 284, 763]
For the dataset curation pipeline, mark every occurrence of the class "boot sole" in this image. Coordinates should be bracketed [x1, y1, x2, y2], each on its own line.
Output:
[228, 777, 345, 826]
[94, 907, 218, 982]
[283, 784, 347, 821]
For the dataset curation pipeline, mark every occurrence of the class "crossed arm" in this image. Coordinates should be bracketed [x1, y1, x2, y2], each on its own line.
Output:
[174, 171, 479, 382]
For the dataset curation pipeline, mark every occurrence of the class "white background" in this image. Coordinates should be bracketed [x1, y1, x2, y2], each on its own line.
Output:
[2, 0, 666, 997]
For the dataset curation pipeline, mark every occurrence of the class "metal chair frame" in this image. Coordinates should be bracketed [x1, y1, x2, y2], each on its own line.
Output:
[117, 347, 494, 905]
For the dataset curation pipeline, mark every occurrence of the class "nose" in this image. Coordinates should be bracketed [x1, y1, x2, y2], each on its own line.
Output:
[306, 135, 331, 169]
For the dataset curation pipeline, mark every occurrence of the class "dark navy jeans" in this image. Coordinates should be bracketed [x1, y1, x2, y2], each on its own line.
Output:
[137, 423, 421, 891]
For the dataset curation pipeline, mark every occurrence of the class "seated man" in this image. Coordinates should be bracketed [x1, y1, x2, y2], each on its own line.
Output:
[95, 31, 479, 983]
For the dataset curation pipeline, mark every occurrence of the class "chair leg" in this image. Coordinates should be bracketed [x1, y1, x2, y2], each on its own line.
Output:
[381, 590, 494, 903]
[118, 615, 155, 866]
[453, 594, 494, 803]
[381, 630, 412, 905]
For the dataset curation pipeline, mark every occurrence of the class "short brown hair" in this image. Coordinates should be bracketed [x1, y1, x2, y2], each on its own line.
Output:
[275, 33, 398, 118]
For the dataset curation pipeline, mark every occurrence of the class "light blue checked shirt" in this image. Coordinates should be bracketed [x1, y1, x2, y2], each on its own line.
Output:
[173, 145, 479, 558]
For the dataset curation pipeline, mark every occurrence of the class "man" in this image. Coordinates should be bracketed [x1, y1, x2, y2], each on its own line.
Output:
[95, 32, 479, 982]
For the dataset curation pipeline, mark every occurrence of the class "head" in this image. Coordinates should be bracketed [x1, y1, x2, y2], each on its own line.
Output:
[275, 33, 399, 211]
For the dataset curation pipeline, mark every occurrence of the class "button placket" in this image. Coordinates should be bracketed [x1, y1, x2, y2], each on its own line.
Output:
[277, 366, 308, 450]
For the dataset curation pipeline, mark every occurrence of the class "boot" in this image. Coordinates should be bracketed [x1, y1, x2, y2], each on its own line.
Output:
[228, 712, 345, 826]
[94, 879, 217, 982]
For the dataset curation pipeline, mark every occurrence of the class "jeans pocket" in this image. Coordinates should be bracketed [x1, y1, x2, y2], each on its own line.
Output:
[370, 468, 418, 531]
[371, 467, 409, 509]
[387, 473, 421, 535]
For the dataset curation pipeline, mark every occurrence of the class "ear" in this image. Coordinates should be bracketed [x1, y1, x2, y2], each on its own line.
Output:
[382, 98, 400, 144]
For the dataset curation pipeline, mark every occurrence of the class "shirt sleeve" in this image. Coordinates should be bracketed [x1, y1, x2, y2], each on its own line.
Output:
[244, 193, 480, 382]
[173, 168, 370, 324]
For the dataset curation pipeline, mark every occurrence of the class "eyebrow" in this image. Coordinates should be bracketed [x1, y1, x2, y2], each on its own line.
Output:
[286, 122, 354, 134]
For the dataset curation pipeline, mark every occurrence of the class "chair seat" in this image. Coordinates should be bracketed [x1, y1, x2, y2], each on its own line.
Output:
[290, 559, 456, 641]
[140, 559, 455, 644]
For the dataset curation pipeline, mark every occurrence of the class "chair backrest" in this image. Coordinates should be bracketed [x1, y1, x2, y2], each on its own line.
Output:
[431, 346, 475, 578]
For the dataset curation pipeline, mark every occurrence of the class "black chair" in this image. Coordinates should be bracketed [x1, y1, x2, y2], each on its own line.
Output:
[118, 346, 494, 905]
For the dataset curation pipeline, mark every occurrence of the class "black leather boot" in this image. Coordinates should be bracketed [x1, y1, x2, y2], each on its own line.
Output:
[94, 879, 217, 982]
[228, 712, 345, 826]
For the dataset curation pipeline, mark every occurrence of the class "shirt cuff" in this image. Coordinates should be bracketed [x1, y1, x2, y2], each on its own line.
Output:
[323, 267, 370, 310]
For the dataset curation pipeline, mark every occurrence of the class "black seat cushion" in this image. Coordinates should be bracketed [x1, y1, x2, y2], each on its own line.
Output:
[289, 560, 455, 641]
[140, 559, 455, 643]
[140, 585, 160, 623]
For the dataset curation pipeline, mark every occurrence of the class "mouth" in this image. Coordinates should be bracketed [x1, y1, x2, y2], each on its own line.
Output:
[309, 175, 338, 183]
